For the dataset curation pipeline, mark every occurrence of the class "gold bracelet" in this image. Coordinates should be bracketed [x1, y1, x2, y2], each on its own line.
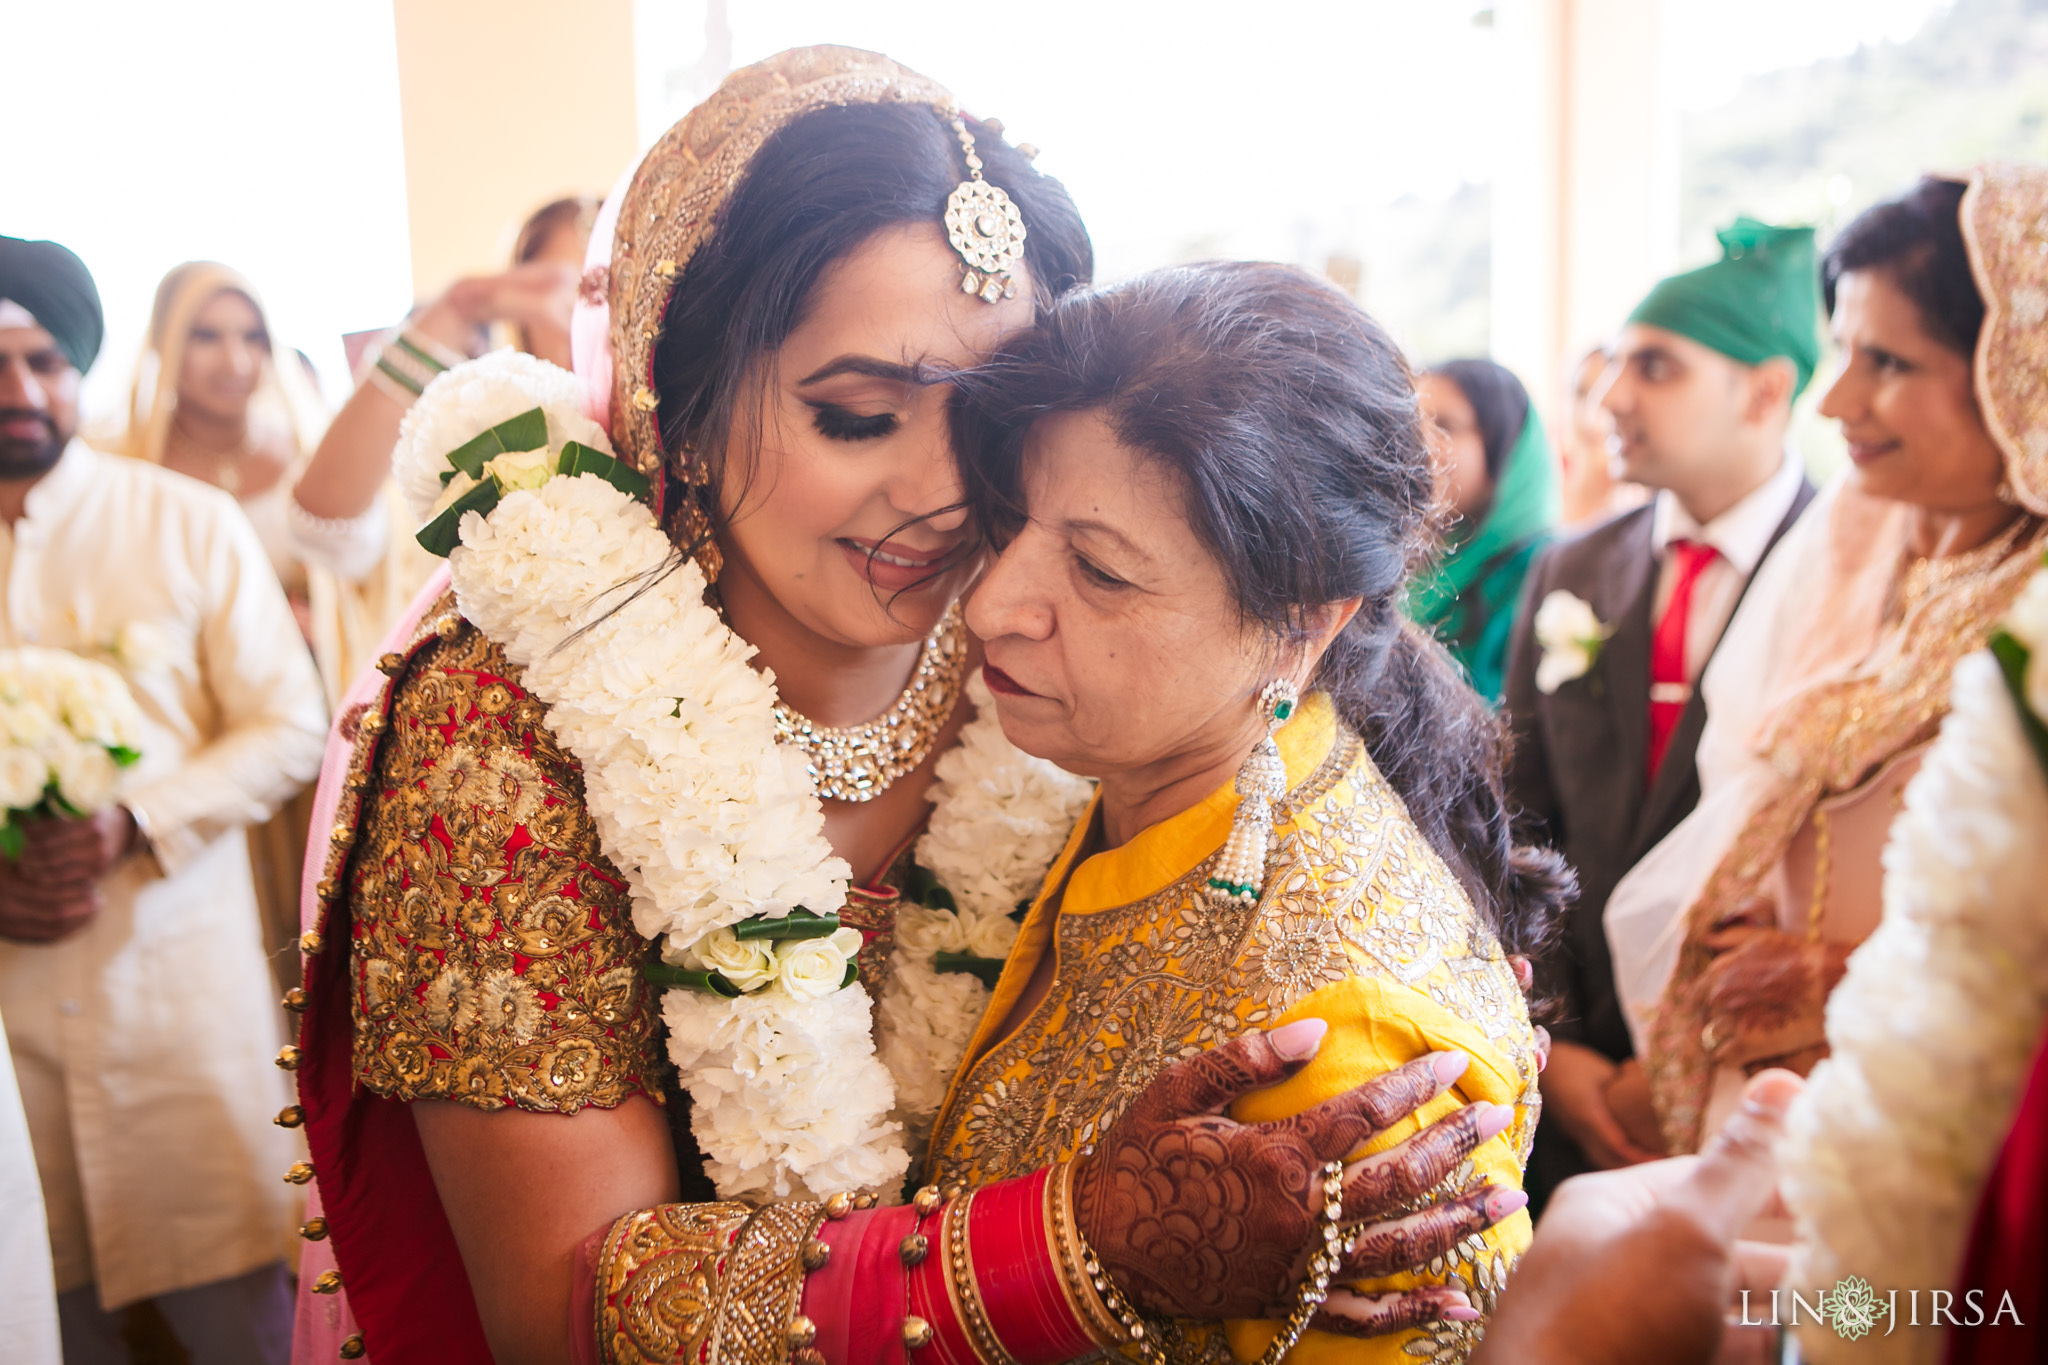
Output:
[1047, 1159, 1128, 1348]
[1067, 1159, 1349, 1365]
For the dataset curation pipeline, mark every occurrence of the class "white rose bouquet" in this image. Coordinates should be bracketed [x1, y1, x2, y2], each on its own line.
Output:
[0, 647, 145, 857]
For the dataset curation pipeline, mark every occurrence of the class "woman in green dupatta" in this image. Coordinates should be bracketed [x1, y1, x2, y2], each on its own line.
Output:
[1411, 359, 1560, 700]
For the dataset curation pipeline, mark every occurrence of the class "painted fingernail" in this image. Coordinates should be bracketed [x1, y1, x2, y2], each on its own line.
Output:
[1483, 1188, 1530, 1221]
[1473, 1103, 1514, 1143]
[1442, 1305, 1482, 1322]
[1269, 1018, 1329, 1061]
[1432, 1051, 1470, 1086]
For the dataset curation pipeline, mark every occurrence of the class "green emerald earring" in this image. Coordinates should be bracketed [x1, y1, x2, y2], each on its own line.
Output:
[1204, 679, 1300, 907]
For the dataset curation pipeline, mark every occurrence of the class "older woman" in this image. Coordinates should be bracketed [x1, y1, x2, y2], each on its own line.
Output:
[1607, 167, 2048, 1157]
[953, 261, 1567, 1363]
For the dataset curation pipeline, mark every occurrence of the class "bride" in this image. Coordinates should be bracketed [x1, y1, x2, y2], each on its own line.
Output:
[285, 48, 1522, 1365]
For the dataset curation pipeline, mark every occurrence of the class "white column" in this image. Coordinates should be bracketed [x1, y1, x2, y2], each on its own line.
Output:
[1491, 0, 1680, 421]
[390, 0, 641, 297]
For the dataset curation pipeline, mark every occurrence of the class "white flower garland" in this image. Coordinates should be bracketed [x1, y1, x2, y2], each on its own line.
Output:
[1783, 566, 2048, 1362]
[395, 353, 1091, 1200]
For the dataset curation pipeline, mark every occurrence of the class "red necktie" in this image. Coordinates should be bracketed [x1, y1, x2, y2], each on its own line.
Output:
[1647, 538, 1720, 782]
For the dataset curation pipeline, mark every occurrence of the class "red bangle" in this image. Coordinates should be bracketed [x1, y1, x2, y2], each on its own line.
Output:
[963, 1169, 1098, 1364]
[906, 1196, 977, 1365]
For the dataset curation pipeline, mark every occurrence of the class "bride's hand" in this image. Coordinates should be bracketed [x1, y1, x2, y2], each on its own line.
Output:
[1073, 1018, 1526, 1336]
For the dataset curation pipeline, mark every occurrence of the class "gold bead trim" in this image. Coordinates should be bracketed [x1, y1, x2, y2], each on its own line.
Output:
[339, 1334, 365, 1360]
[283, 1162, 315, 1186]
[275, 1045, 301, 1071]
[902, 1316, 932, 1350]
[274, 1106, 304, 1129]
[281, 987, 309, 1013]
[300, 1217, 330, 1242]
[312, 1270, 342, 1295]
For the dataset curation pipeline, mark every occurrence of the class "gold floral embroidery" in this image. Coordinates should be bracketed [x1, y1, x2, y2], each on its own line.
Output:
[930, 728, 1539, 1183]
[1650, 520, 2048, 1152]
[346, 599, 666, 1113]
[595, 1200, 826, 1365]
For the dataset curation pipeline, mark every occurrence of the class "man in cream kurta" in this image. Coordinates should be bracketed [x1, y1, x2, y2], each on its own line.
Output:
[0, 237, 326, 1363]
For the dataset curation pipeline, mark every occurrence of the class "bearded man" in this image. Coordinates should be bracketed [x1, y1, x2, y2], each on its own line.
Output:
[0, 236, 325, 1364]
[1503, 220, 1820, 1210]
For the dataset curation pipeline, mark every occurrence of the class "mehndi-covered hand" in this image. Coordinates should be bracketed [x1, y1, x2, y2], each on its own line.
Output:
[1073, 1017, 1525, 1336]
[1699, 916, 1851, 1072]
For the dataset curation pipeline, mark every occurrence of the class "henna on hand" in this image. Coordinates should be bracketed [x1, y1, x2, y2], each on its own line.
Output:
[1313, 1287, 1480, 1338]
[1340, 1184, 1525, 1281]
[1700, 930, 1838, 1068]
[1073, 1020, 1522, 1327]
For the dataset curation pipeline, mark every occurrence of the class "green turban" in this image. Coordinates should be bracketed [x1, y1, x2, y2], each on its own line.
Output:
[1627, 218, 1820, 396]
[0, 236, 105, 375]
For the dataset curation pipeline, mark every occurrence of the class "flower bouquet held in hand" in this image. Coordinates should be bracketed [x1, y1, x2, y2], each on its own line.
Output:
[0, 647, 144, 857]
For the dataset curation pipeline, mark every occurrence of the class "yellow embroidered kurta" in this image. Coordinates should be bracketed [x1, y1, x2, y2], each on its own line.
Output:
[929, 692, 1540, 1364]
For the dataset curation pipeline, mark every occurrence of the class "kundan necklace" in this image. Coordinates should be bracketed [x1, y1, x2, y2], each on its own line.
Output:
[773, 601, 969, 802]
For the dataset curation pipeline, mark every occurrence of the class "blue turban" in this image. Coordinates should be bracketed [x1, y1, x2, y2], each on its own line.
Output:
[0, 236, 105, 374]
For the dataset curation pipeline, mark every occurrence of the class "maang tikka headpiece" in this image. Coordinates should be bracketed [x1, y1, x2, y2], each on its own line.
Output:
[938, 103, 1029, 303]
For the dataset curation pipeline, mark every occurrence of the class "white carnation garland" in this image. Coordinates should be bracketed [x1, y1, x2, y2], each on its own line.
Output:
[1782, 559, 2048, 1363]
[394, 353, 1091, 1200]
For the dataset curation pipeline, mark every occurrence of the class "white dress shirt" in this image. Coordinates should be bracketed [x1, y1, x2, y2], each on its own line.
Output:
[0, 441, 327, 1308]
[1648, 450, 1807, 687]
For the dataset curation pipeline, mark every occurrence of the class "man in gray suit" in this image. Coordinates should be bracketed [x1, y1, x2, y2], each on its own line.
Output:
[1505, 221, 1821, 1209]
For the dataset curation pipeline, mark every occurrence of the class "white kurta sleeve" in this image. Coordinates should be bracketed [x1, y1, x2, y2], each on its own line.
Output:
[286, 485, 392, 583]
[123, 497, 329, 876]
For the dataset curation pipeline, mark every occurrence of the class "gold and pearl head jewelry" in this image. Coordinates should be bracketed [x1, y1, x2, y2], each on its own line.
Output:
[773, 601, 970, 802]
[1204, 679, 1299, 907]
[938, 104, 1028, 304]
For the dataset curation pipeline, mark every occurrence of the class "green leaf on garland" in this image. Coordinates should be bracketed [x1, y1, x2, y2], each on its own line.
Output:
[732, 908, 841, 942]
[108, 745, 141, 769]
[643, 963, 741, 998]
[557, 441, 653, 502]
[440, 407, 548, 484]
[934, 951, 1006, 988]
[415, 479, 503, 557]
[900, 863, 958, 912]
[842, 960, 860, 990]
[1990, 630, 2048, 780]
[0, 821, 22, 860]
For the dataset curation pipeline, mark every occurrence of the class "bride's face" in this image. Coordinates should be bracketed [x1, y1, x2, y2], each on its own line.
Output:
[965, 410, 1272, 779]
[715, 221, 1033, 650]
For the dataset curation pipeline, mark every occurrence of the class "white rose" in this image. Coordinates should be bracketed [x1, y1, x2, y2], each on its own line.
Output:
[964, 910, 1020, 960]
[431, 470, 481, 516]
[1533, 589, 1602, 651]
[692, 927, 780, 993]
[1535, 643, 1595, 696]
[55, 743, 118, 812]
[0, 701, 57, 752]
[0, 748, 48, 810]
[778, 927, 864, 1001]
[1532, 590, 1609, 695]
[484, 448, 556, 494]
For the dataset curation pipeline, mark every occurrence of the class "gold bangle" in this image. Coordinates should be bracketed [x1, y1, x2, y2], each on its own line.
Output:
[1047, 1160, 1127, 1348]
[1066, 1159, 1350, 1365]
[941, 1187, 1020, 1365]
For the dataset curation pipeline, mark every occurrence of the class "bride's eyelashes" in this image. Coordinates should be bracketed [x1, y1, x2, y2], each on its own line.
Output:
[808, 402, 900, 442]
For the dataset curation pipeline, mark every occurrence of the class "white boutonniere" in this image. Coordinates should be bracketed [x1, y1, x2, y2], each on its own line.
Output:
[1533, 590, 1613, 694]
